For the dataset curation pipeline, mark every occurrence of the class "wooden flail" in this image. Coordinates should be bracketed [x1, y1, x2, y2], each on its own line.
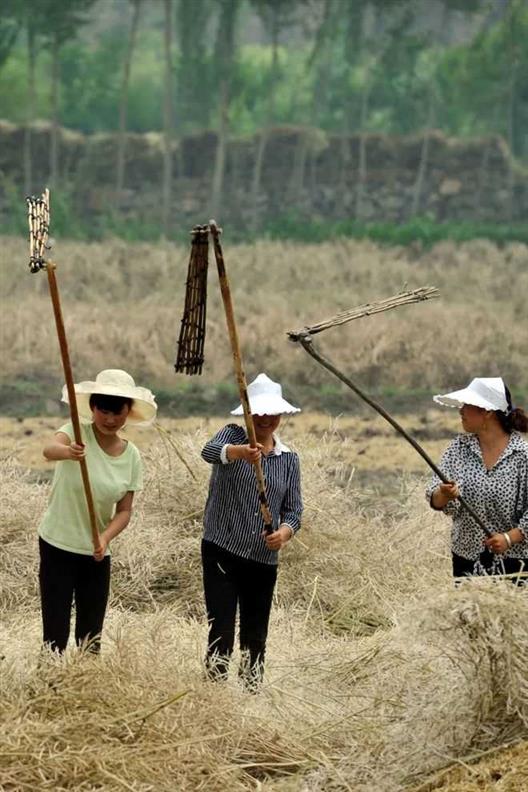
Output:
[288, 289, 492, 537]
[26, 190, 101, 553]
[174, 221, 274, 534]
[174, 225, 209, 375]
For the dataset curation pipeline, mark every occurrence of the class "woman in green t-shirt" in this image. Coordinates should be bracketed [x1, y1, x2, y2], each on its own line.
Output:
[38, 369, 157, 653]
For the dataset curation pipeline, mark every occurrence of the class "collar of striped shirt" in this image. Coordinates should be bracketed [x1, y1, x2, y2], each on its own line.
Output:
[269, 434, 291, 455]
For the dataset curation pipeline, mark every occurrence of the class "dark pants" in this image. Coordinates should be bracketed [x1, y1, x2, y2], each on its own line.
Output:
[452, 550, 527, 584]
[201, 539, 277, 689]
[39, 537, 111, 653]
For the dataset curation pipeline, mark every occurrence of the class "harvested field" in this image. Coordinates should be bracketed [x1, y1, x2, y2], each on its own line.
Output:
[1, 236, 527, 403]
[1, 417, 527, 791]
[1, 235, 527, 789]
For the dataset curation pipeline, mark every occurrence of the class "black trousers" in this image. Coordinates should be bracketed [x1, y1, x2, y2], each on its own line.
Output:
[201, 539, 277, 687]
[452, 550, 527, 584]
[39, 537, 111, 653]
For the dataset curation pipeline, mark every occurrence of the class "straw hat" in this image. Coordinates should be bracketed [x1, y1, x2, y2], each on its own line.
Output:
[433, 377, 508, 412]
[62, 369, 158, 426]
[230, 373, 300, 416]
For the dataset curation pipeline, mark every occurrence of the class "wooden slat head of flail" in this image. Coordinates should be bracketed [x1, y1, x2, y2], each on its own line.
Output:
[26, 188, 52, 273]
[174, 224, 210, 375]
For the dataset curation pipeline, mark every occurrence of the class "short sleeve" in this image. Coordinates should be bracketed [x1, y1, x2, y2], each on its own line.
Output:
[56, 422, 74, 440]
[128, 447, 143, 491]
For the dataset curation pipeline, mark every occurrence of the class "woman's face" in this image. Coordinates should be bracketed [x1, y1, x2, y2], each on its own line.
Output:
[91, 404, 130, 435]
[459, 403, 488, 433]
[253, 414, 281, 438]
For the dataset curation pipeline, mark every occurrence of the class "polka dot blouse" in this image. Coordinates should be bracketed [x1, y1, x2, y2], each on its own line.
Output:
[426, 431, 528, 561]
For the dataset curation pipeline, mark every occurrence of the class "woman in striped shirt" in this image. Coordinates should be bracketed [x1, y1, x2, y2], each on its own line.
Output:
[201, 373, 303, 689]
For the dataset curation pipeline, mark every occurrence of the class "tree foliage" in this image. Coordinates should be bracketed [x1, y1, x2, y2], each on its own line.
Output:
[0, 0, 526, 160]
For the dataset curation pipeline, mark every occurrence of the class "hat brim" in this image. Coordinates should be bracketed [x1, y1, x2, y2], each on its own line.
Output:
[433, 388, 497, 411]
[62, 382, 157, 426]
[230, 394, 301, 416]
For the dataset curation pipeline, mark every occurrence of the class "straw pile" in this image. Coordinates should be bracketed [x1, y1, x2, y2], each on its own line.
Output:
[1, 428, 527, 791]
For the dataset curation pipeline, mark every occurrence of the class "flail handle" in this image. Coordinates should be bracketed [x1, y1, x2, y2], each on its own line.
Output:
[26, 189, 101, 553]
[209, 220, 274, 534]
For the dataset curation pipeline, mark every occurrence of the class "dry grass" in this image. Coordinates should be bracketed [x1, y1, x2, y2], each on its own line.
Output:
[1, 235, 527, 395]
[1, 234, 527, 788]
[1, 427, 527, 791]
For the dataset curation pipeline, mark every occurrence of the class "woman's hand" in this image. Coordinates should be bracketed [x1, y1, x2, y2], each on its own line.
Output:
[43, 433, 85, 462]
[68, 442, 86, 461]
[431, 481, 459, 509]
[93, 535, 108, 562]
[227, 443, 263, 464]
[265, 525, 293, 551]
[484, 533, 510, 555]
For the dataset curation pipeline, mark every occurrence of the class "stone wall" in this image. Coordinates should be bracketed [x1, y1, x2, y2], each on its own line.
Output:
[1, 120, 526, 229]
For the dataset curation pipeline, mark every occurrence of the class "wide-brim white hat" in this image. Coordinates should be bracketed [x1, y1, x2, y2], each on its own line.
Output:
[62, 369, 158, 426]
[433, 377, 508, 412]
[231, 373, 301, 416]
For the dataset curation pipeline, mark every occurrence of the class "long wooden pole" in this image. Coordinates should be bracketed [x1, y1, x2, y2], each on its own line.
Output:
[27, 190, 100, 552]
[45, 264, 101, 551]
[293, 334, 492, 537]
[209, 220, 274, 534]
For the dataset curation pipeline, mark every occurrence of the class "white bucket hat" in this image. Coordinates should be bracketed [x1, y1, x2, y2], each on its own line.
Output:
[433, 377, 508, 412]
[231, 373, 301, 416]
[62, 369, 158, 426]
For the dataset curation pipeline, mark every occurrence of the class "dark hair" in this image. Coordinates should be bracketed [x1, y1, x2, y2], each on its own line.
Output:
[89, 393, 133, 414]
[495, 385, 527, 434]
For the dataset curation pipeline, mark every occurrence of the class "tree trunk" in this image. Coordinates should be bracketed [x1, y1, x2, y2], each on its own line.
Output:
[249, 10, 279, 233]
[411, 89, 435, 218]
[162, 0, 173, 237]
[49, 35, 60, 187]
[475, 105, 499, 217]
[116, 0, 141, 194]
[355, 82, 370, 221]
[209, 80, 229, 221]
[23, 25, 36, 195]
[249, 129, 269, 233]
[287, 130, 308, 209]
[505, 5, 518, 222]
[209, 0, 240, 221]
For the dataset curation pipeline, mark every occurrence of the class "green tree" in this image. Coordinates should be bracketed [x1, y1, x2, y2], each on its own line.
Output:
[162, 0, 175, 237]
[175, 0, 212, 132]
[209, 0, 242, 221]
[116, 0, 142, 193]
[41, 0, 95, 185]
[0, 0, 19, 71]
[248, 0, 301, 230]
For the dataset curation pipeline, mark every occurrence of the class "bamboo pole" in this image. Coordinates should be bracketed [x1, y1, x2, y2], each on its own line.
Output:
[26, 190, 101, 552]
[290, 332, 491, 537]
[209, 220, 274, 534]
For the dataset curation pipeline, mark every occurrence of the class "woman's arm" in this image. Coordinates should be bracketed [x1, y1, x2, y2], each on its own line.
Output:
[201, 424, 260, 465]
[43, 431, 85, 462]
[430, 482, 459, 510]
[93, 491, 135, 562]
[485, 527, 525, 554]
[265, 455, 302, 551]
[426, 439, 461, 515]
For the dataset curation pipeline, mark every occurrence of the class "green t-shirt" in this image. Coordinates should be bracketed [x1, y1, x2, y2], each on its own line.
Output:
[38, 422, 143, 556]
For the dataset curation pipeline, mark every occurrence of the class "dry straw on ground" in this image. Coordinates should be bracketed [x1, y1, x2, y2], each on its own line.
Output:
[1, 236, 527, 394]
[1, 429, 527, 791]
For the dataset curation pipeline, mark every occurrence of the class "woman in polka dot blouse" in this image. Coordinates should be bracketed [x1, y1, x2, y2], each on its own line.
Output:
[426, 377, 528, 580]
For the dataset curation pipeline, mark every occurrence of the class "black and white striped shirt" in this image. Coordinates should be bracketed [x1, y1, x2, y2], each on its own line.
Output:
[201, 424, 303, 565]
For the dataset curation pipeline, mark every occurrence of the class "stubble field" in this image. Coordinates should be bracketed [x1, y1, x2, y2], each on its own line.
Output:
[0, 236, 527, 791]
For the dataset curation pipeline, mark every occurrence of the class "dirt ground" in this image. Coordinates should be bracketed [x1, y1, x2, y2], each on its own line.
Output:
[0, 408, 461, 475]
